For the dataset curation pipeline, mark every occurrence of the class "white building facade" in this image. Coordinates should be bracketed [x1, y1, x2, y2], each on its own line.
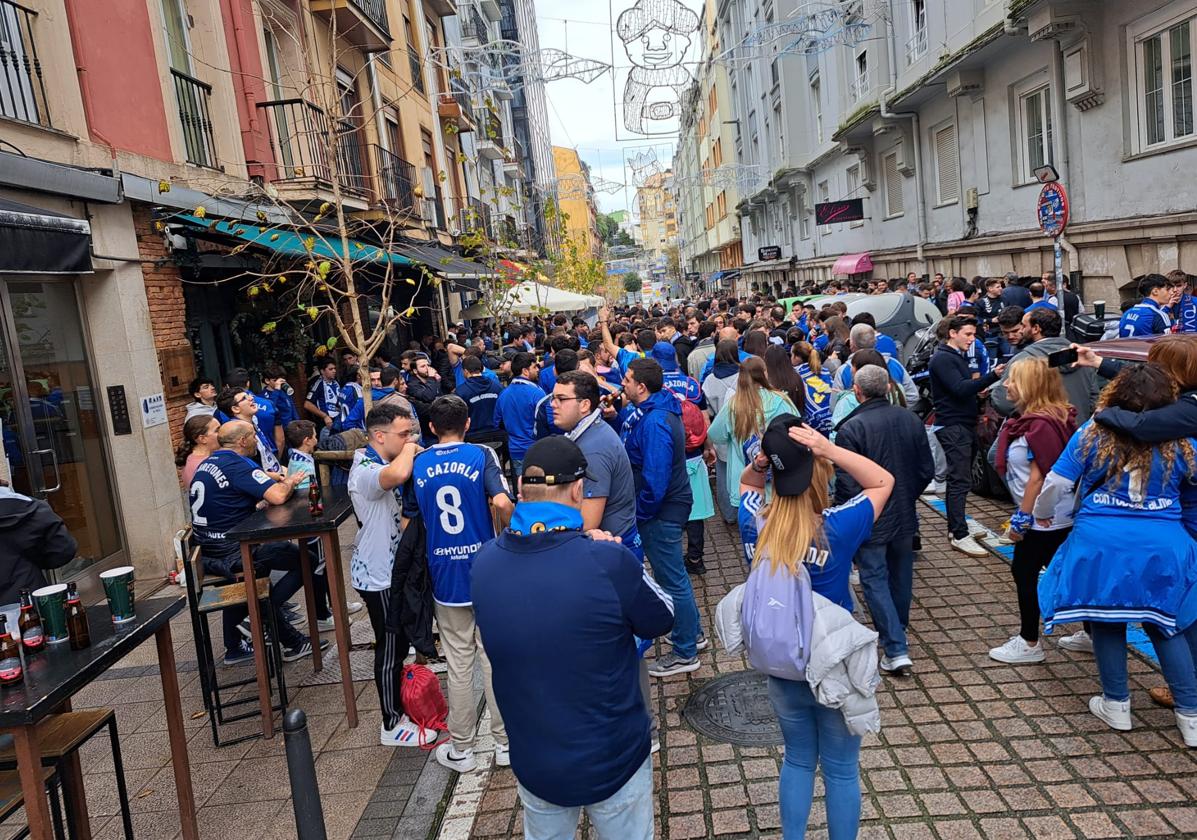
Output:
[716, 0, 1197, 305]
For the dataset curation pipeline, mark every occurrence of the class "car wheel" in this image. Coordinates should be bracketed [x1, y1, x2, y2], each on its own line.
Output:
[971, 445, 1009, 499]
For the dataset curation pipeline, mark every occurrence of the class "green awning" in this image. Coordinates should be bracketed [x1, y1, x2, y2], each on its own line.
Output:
[170, 213, 414, 266]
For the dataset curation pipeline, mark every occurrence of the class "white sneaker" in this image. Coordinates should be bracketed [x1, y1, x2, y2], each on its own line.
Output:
[435, 742, 478, 772]
[346, 600, 364, 615]
[316, 617, 335, 632]
[1089, 696, 1132, 731]
[849, 568, 861, 585]
[493, 743, 510, 767]
[1057, 630, 1094, 653]
[967, 519, 987, 537]
[879, 654, 913, 675]
[380, 715, 438, 748]
[922, 480, 945, 496]
[951, 535, 988, 557]
[1176, 712, 1197, 748]
[988, 635, 1045, 664]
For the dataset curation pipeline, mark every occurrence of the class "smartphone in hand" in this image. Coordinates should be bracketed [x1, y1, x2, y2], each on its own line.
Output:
[1047, 347, 1079, 368]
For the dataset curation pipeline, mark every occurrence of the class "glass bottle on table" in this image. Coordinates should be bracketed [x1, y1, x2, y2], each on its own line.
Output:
[66, 582, 90, 650]
[17, 589, 45, 653]
[0, 616, 23, 687]
[308, 481, 323, 516]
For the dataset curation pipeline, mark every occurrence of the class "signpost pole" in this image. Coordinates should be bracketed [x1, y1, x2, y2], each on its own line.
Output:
[1053, 236, 1063, 289]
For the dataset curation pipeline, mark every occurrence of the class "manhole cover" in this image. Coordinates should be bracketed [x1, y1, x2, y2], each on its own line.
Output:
[682, 671, 782, 746]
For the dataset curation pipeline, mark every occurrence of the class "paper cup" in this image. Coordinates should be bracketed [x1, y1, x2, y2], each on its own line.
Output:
[100, 566, 136, 625]
[32, 584, 70, 644]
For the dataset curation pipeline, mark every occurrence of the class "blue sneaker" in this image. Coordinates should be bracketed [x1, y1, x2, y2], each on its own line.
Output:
[222, 639, 255, 667]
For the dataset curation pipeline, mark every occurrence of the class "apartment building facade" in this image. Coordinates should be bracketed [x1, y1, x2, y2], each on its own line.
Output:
[0, 0, 548, 590]
[714, 0, 1197, 305]
[551, 146, 601, 259]
[672, 0, 744, 296]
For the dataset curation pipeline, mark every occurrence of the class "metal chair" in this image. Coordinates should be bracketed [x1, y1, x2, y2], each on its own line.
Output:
[0, 710, 127, 839]
[177, 531, 288, 746]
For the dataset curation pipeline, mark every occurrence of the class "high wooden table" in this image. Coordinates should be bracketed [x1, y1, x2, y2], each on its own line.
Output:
[0, 596, 197, 840]
[227, 486, 358, 738]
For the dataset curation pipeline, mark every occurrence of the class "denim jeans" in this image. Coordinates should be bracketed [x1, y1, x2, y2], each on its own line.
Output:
[639, 516, 700, 659]
[855, 537, 914, 658]
[1091, 621, 1197, 715]
[768, 677, 862, 840]
[518, 757, 653, 840]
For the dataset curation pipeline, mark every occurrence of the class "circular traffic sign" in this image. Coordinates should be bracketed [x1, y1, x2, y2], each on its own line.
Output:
[1037, 182, 1069, 237]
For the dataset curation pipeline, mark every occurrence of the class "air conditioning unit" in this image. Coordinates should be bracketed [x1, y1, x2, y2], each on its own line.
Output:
[1028, 6, 1079, 42]
[945, 69, 983, 98]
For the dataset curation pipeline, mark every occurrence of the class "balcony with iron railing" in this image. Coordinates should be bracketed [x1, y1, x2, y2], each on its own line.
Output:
[256, 98, 367, 197]
[171, 69, 219, 168]
[477, 109, 506, 159]
[408, 46, 425, 94]
[0, 0, 50, 127]
[309, 0, 391, 52]
[370, 144, 418, 213]
[905, 27, 928, 65]
[438, 84, 475, 132]
[461, 6, 489, 45]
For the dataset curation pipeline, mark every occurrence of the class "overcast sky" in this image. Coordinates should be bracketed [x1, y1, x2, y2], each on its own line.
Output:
[534, 0, 705, 216]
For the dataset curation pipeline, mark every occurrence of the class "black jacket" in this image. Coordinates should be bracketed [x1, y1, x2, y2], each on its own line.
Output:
[929, 345, 999, 428]
[672, 335, 695, 372]
[833, 399, 935, 544]
[386, 515, 436, 656]
[1096, 390, 1197, 443]
[406, 376, 441, 438]
[0, 487, 77, 606]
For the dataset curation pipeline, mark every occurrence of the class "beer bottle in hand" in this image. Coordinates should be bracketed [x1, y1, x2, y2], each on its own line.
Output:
[0, 616, 23, 688]
[66, 583, 90, 651]
[17, 590, 44, 653]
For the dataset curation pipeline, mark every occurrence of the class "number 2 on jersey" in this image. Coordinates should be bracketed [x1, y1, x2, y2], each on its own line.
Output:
[436, 485, 465, 535]
[189, 481, 207, 526]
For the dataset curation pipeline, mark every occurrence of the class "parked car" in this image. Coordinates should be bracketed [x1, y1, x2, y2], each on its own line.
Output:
[784, 292, 940, 364]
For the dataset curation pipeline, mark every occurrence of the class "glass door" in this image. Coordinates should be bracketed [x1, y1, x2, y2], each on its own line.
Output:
[0, 279, 122, 580]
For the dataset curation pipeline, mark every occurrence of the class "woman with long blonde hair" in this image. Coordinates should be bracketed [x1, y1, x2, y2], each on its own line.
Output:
[708, 357, 797, 512]
[987, 357, 1078, 665]
[738, 416, 893, 839]
[1034, 363, 1197, 746]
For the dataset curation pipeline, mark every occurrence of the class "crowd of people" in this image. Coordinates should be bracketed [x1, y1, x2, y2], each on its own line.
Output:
[174, 267, 1197, 839]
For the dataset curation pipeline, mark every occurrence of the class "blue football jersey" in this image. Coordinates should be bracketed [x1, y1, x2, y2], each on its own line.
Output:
[412, 442, 509, 606]
[189, 449, 275, 560]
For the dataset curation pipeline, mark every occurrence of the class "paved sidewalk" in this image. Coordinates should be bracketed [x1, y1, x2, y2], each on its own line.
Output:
[455, 496, 1197, 840]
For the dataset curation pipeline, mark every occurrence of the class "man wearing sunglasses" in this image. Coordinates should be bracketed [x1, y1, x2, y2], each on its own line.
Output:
[216, 387, 282, 474]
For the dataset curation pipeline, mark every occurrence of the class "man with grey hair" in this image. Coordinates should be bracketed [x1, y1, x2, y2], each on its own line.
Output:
[832, 365, 935, 675]
[833, 324, 920, 405]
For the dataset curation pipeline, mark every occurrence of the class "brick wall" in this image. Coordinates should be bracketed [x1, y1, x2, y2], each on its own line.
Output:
[133, 204, 192, 450]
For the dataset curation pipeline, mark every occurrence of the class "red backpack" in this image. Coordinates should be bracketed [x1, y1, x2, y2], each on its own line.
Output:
[681, 398, 709, 451]
[400, 663, 449, 748]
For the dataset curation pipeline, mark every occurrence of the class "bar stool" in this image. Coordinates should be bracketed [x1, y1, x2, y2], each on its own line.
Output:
[0, 712, 117, 839]
[178, 533, 288, 746]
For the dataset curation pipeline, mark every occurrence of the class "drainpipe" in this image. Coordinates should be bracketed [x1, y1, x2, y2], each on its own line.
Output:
[223, 0, 266, 178]
[63, 0, 117, 161]
[367, 56, 387, 150]
[1050, 37, 1077, 277]
[881, 0, 927, 269]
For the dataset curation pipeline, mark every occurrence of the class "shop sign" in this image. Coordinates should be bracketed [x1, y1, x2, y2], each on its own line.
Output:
[757, 246, 782, 261]
[815, 199, 864, 225]
[140, 393, 167, 429]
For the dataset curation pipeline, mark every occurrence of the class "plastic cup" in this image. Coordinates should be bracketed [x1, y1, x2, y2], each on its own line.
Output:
[32, 584, 70, 644]
[1093, 300, 1106, 320]
[100, 566, 136, 625]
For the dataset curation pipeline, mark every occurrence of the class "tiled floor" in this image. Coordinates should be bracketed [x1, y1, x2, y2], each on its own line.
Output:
[462, 495, 1197, 840]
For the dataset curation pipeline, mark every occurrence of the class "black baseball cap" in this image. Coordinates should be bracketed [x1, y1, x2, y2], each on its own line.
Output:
[761, 414, 815, 497]
[520, 437, 590, 485]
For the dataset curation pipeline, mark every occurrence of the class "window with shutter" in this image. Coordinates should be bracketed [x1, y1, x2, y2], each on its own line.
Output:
[883, 151, 904, 217]
[934, 123, 959, 205]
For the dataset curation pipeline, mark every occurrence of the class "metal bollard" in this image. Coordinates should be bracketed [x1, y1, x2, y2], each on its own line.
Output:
[284, 709, 328, 840]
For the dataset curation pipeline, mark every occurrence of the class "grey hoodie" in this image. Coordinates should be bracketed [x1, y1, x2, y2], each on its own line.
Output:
[990, 336, 1101, 422]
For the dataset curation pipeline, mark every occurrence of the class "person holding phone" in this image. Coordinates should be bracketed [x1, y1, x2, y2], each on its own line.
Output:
[990, 307, 1102, 422]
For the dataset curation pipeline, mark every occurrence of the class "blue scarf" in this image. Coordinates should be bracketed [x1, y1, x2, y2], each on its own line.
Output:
[508, 501, 583, 535]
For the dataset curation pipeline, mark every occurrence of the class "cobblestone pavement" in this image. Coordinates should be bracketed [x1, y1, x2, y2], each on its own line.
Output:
[457, 495, 1197, 840]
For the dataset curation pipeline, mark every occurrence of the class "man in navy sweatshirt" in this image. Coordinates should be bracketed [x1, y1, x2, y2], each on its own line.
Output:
[620, 358, 701, 678]
[472, 437, 674, 839]
[928, 316, 1005, 557]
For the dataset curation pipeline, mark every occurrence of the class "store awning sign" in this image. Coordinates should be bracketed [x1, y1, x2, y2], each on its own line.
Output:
[815, 199, 864, 225]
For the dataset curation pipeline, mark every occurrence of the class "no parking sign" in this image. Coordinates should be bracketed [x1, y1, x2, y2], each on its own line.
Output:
[1037, 182, 1069, 237]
